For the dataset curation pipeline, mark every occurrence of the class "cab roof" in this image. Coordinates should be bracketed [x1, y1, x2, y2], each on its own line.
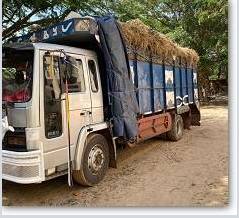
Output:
[3, 42, 97, 58]
[3, 42, 34, 50]
[33, 43, 97, 57]
[5, 18, 100, 55]
[6, 18, 98, 46]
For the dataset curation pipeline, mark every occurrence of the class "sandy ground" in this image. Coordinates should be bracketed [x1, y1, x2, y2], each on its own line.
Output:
[2, 105, 228, 207]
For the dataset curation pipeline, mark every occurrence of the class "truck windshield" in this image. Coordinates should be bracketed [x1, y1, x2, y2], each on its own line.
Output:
[2, 50, 33, 103]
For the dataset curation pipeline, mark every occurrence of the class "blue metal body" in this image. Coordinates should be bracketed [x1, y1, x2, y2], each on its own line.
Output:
[129, 60, 198, 115]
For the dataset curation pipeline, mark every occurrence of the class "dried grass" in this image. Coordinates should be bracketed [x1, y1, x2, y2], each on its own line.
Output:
[75, 19, 98, 34]
[119, 19, 199, 67]
[73, 18, 199, 67]
[75, 19, 91, 31]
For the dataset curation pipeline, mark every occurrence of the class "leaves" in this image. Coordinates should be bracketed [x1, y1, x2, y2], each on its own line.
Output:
[3, 0, 228, 90]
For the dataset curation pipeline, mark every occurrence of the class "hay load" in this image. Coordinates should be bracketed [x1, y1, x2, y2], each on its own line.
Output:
[60, 17, 199, 67]
[119, 19, 199, 68]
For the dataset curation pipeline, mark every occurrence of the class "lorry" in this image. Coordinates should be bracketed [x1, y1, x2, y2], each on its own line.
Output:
[2, 16, 200, 186]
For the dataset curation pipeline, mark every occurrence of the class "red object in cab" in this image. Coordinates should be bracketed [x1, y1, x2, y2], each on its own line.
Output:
[3, 89, 30, 102]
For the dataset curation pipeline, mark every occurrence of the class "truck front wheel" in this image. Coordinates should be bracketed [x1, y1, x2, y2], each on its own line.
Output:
[167, 114, 184, 141]
[73, 134, 109, 186]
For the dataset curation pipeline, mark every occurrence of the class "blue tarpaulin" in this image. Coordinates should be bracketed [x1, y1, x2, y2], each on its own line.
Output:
[96, 16, 139, 140]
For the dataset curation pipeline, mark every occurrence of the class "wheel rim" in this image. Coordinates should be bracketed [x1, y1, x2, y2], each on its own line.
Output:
[88, 144, 105, 175]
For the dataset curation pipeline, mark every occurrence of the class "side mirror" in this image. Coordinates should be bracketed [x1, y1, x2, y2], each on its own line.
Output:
[64, 55, 78, 79]
[61, 55, 79, 88]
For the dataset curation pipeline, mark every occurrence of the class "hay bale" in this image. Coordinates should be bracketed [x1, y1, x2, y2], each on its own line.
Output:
[75, 19, 98, 34]
[179, 47, 199, 68]
[119, 19, 199, 67]
[120, 19, 152, 55]
[72, 17, 199, 67]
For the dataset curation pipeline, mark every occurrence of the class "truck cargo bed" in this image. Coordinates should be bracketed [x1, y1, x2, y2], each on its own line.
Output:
[128, 59, 198, 115]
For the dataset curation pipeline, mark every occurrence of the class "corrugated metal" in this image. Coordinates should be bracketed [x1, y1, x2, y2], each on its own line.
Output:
[152, 64, 164, 112]
[137, 61, 152, 114]
[130, 58, 198, 115]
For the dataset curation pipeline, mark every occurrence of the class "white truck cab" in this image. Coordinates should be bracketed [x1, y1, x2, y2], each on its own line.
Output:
[2, 42, 116, 186]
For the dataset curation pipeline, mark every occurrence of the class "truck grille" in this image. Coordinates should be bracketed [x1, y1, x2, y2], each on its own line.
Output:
[2, 163, 39, 178]
[2, 149, 44, 183]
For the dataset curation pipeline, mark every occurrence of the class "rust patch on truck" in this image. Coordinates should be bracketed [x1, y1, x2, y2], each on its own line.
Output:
[137, 112, 172, 141]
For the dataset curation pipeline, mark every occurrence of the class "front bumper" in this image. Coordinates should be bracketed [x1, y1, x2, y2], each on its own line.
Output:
[2, 149, 45, 184]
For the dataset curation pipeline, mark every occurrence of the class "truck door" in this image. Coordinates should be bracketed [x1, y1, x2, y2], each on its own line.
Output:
[41, 51, 66, 154]
[86, 57, 104, 124]
[64, 53, 92, 145]
[41, 51, 91, 154]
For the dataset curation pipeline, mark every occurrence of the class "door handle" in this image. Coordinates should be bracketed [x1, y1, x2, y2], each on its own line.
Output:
[80, 111, 92, 116]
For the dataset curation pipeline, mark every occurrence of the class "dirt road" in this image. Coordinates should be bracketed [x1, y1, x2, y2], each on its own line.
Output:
[2, 105, 228, 207]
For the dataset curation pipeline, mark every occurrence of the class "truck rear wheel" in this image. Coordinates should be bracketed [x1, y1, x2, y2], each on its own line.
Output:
[73, 134, 109, 186]
[167, 114, 184, 141]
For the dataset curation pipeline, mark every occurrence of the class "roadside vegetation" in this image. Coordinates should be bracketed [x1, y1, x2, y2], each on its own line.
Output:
[3, 0, 228, 98]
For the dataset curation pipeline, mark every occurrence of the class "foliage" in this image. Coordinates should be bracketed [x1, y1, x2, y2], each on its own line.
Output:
[2, 68, 16, 80]
[2, 0, 110, 39]
[3, 0, 228, 94]
[114, 0, 228, 91]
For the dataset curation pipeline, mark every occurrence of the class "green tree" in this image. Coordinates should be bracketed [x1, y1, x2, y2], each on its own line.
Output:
[113, 0, 228, 95]
[2, 0, 113, 39]
[3, 0, 228, 96]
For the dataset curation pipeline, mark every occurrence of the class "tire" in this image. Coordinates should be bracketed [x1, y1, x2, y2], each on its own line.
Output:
[167, 114, 184, 141]
[73, 134, 109, 186]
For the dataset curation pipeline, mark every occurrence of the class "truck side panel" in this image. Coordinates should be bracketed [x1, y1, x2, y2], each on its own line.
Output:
[129, 58, 199, 116]
[137, 61, 152, 114]
[152, 64, 164, 112]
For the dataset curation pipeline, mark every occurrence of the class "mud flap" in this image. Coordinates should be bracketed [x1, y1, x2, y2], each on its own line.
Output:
[190, 104, 201, 126]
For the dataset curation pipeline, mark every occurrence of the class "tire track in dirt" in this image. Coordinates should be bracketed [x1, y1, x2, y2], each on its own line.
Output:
[3, 105, 228, 207]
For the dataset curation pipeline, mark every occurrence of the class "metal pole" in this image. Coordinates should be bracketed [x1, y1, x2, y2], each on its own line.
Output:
[65, 78, 73, 187]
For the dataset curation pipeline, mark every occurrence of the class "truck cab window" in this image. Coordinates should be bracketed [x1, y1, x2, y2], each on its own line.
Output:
[63, 58, 86, 93]
[2, 50, 33, 103]
[43, 55, 62, 139]
[88, 60, 98, 92]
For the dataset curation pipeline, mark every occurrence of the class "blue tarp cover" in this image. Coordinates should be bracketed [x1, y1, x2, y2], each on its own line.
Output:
[96, 16, 139, 140]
